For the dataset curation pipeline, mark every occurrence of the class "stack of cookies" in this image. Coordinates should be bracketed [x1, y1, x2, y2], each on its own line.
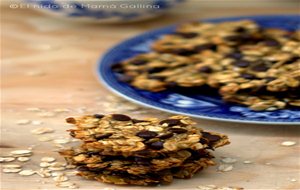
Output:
[59, 114, 229, 185]
[112, 20, 300, 111]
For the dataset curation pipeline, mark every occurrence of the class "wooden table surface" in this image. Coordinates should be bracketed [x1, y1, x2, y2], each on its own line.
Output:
[1, 1, 300, 190]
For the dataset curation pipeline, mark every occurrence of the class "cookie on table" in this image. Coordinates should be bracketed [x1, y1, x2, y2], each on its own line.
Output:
[77, 157, 215, 185]
[60, 148, 212, 175]
[61, 114, 230, 186]
[66, 114, 230, 157]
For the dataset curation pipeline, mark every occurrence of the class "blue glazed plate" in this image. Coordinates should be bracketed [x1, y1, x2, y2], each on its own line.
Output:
[97, 15, 300, 125]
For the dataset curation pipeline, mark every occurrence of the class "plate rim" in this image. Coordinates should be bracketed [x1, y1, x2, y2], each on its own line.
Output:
[96, 14, 300, 125]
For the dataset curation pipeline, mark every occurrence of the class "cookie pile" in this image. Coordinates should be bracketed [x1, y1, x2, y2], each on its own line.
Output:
[59, 114, 229, 185]
[112, 20, 300, 111]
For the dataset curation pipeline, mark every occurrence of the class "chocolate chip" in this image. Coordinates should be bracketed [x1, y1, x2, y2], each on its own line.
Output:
[136, 130, 158, 139]
[111, 63, 124, 73]
[159, 119, 186, 127]
[202, 132, 221, 142]
[66, 117, 76, 124]
[86, 151, 100, 157]
[224, 35, 244, 42]
[224, 34, 257, 43]
[130, 59, 148, 65]
[134, 157, 151, 165]
[149, 141, 164, 150]
[135, 149, 152, 156]
[168, 128, 187, 134]
[194, 43, 217, 52]
[284, 56, 299, 64]
[240, 73, 257, 80]
[111, 114, 131, 121]
[93, 114, 104, 119]
[157, 133, 174, 139]
[147, 67, 166, 74]
[77, 166, 89, 171]
[148, 76, 166, 80]
[94, 133, 113, 140]
[262, 39, 280, 46]
[226, 52, 243, 60]
[69, 131, 75, 137]
[232, 60, 251, 67]
[199, 138, 208, 144]
[175, 32, 198, 38]
[199, 66, 213, 73]
[132, 119, 147, 123]
[251, 63, 269, 72]
[235, 27, 246, 33]
[264, 76, 276, 82]
[171, 48, 197, 56]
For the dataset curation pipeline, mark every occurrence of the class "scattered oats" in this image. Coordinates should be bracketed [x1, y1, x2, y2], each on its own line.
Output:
[68, 184, 79, 189]
[38, 136, 53, 142]
[289, 178, 297, 182]
[56, 181, 78, 188]
[65, 170, 78, 176]
[32, 120, 43, 125]
[197, 186, 243, 190]
[19, 169, 36, 176]
[41, 157, 56, 163]
[16, 119, 31, 125]
[0, 157, 15, 162]
[25, 70, 46, 76]
[281, 141, 296, 146]
[40, 162, 51, 168]
[65, 165, 76, 169]
[197, 185, 217, 190]
[219, 187, 243, 190]
[26, 107, 41, 112]
[54, 108, 70, 113]
[53, 174, 69, 182]
[50, 162, 67, 167]
[37, 168, 52, 178]
[51, 171, 64, 177]
[71, 139, 80, 142]
[3, 168, 22, 173]
[243, 160, 253, 164]
[10, 150, 32, 156]
[265, 162, 272, 165]
[38, 112, 56, 117]
[221, 157, 237, 164]
[53, 138, 70, 144]
[17, 157, 30, 162]
[3, 164, 22, 168]
[218, 164, 233, 172]
[31, 127, 54, 135]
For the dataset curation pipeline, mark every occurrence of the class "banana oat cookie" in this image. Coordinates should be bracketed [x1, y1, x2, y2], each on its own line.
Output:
[60, 148, 212, 175]
[76, 157, 215, 185]
[66, 114, 229, 157]
[112, 52, 223, 91]
[60, 114, 229, 186]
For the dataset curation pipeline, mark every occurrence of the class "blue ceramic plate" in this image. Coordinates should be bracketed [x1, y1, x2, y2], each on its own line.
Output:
[97, 15, 300, 125]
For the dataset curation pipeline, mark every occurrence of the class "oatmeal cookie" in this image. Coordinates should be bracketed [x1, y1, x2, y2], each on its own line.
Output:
[66, 114, 229, 157]
[77, 157, 214, 185]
